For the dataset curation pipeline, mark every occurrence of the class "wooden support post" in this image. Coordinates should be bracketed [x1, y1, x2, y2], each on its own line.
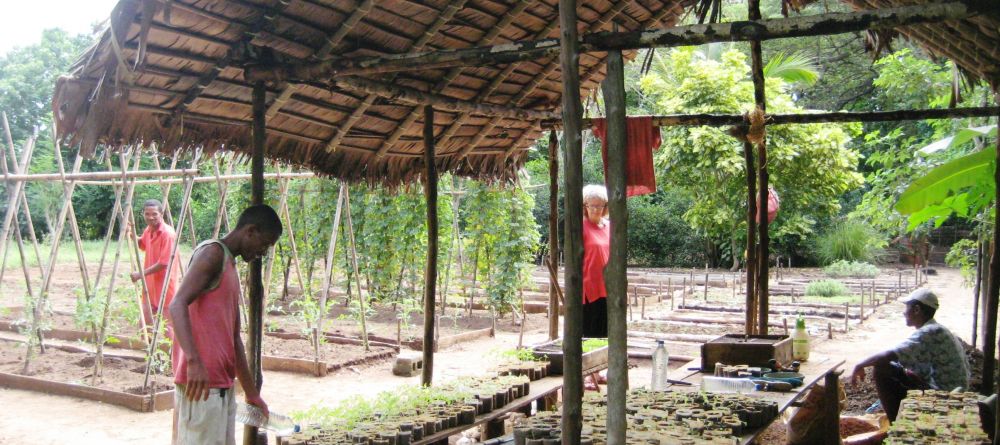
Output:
[860, 288, 865, 323]
[343, 187, 369, 351]
[820, 370, 843, 445]
[422, 105, 438, 387]
[984, 101, 1000, 400]
[844, 303, 849, 333]
[743, 140, 757, 336]
[783, 318, 788, 335]
[52, 139, 92, 302]
[558, 0, 585, 441]
[973, 240, 983, 348]
[601, 40, 628, 445]
[750, 0, 769, 337]
[828, 322, 833, 339]
[703, 268, 709, 301]
[548, 131, 560, 341]
[0, 131, 37, 284]
[244, 82, 266, 445]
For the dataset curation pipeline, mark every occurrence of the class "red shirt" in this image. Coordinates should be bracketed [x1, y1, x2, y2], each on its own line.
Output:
[172, 241, 240, 388]
[137, 223, 181, 310]
[582, 218, 610, 304]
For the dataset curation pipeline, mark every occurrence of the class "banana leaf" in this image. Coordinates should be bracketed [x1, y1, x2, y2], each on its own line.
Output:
[895, 147, 995, 215]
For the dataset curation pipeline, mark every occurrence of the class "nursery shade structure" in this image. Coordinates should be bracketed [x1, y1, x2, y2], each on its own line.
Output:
[52, 0, 1000, 443]
[52, 0, 696, 186]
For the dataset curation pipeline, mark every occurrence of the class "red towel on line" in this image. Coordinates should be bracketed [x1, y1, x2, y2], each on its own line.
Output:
[592, 116, 661, 197]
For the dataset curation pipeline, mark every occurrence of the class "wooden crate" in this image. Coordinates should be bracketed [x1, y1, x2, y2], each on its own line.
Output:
[532, 338, 608, 375]
[700, 334, 792, 373]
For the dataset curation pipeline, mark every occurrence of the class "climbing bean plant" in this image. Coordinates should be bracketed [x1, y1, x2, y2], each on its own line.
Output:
[461, 181, 540, 317]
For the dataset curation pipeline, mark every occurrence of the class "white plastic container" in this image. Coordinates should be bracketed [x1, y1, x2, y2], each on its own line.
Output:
[236, 403, 300, 436]
[650, 340, 669, 390]
[700, 376, 757, 394]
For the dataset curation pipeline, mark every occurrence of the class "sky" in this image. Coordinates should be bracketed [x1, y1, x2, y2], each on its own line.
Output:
[0, 0, 118, 55]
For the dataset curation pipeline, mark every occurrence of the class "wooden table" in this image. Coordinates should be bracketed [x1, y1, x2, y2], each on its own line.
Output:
[668, 355, 846, 444]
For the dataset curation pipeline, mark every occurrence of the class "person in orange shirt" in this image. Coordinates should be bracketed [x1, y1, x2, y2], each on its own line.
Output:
[131, 199, 181, 336]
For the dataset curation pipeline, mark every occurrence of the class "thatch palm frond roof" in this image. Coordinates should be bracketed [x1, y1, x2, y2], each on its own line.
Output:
[52, 0, 1000, 187]
[54, 0, 696, 186]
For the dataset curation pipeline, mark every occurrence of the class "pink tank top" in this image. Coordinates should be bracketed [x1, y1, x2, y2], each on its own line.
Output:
[172, 240, 240, 388]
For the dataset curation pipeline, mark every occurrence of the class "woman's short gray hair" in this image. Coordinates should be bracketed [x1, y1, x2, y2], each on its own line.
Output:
[582, 184, 608, 203]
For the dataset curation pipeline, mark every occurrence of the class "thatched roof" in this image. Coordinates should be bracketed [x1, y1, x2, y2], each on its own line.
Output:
[52, 0, 999, 186]
[53, 0, 696, 186]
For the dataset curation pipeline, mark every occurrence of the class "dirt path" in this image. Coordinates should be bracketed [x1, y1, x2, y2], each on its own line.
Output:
[0, 267, 982, 444]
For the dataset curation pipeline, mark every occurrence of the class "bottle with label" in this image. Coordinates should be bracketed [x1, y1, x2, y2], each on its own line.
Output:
[651, 339, 670, 390]
[236, 403, 301, 436]
[792, 314, 810, 361]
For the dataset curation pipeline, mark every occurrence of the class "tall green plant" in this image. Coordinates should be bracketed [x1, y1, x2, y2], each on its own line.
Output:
[811, 221, 886, 264]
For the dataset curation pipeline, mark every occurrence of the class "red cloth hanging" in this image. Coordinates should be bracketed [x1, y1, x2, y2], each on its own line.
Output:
[592, 116, 661, 197]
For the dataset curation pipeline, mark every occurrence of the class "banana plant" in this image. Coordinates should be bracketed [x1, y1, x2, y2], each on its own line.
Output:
[895, 125, 996, 231]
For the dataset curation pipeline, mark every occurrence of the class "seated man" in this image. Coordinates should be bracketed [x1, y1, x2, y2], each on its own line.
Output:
[851, 288, 969, 421]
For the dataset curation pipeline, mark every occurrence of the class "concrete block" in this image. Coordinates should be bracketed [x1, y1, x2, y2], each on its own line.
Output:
[393, 354, 423, 377]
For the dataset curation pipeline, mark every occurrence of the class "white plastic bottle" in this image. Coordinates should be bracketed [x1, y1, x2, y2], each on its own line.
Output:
[792, 314, 810, 361]
[236, 403, 300, 436]
[651, 340, 670, 390]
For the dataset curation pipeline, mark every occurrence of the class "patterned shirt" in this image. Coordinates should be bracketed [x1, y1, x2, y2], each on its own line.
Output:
[893, 319, 969, 391]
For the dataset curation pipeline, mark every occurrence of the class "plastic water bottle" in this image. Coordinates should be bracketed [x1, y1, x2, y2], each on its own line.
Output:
[701, 376, 757, 393]
[792, 314, 810, 361]
[236, 403, 300, 436]
[651, 340, 669, 390]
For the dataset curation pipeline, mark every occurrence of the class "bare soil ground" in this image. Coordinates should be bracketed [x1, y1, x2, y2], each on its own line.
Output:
[0, 266, 982, 444]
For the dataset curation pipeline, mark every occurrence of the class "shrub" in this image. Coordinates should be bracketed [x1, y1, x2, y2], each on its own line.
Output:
[824, 260, 879, 278]
[805, 279, 850, 298]
[811, 221, 887, 265]
[945, 239, 978, 287]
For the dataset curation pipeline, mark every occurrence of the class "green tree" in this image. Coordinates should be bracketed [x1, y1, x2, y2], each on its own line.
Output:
[640, 47, 864, 267]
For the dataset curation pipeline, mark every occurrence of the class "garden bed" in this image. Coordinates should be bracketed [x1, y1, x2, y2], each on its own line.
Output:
[0, 338, 173, 412]
[262, 334, 396, 376]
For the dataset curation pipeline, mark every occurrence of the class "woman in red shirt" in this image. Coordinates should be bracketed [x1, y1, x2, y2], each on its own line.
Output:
[582, 184, 610, 338]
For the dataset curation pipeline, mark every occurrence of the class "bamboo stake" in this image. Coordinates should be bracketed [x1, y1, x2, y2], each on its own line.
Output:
[93, 153, 132, 289]
[317, 184, 346, 340]
[116, 152, 154, 345]
[211, 155, 235, 237]
[0, 115, 38, 301]
[53, 138, 93, 302]
[343, 186, 369, 352]
[143, 155, 199, 390]
[263, 169, 289, 298]
[0, 114, 43, 279]
[276, 173, 306, 294]
[0, 131, 37, 285]
[94, 148, 144, 382]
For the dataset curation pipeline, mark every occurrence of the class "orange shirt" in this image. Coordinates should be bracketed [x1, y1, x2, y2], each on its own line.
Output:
[138, 222, 181, 310]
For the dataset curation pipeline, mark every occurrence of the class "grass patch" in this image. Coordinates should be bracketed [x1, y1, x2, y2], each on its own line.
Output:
[2, 239, 193, 270]
[805, 279, 850, 298]
[823, 260, 879, 278]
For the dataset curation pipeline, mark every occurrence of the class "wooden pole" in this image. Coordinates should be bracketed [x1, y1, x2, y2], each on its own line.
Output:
[245, 2, 983, 82]
[244, 82, 266, 445]
[558, 0, 584, 442]
[93, 154, 130, 291]
[749, 0, 770, 336]
[0, 132, 36, 283]
[0, 115, 44, 279]
[984, 100, 1000, 400]
[973, 239, 983, 348]
[422, 105, 438, 387]
[743, 141, 757, 335]
[544, 106, 1000, 129]
[602, 44, 628, 445]
[548, 130, 560, 341]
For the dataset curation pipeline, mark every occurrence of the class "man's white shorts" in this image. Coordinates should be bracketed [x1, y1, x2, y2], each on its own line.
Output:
[174, 384, 236, 445]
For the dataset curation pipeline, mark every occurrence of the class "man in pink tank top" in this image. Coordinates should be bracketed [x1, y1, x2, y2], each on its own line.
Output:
[169, 205, 282, 445]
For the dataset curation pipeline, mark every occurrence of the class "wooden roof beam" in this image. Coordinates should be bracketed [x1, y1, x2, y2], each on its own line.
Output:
[265, 0, 376, 121]
[457, 0, 668, 161]
[321, 0, 468, 154]
[164, 0, 294, 127]
[244, 1, 988, 82]
[372, 0, 534, 158]
[330, 76, 558, 120]
[536, 106, 1000, 128]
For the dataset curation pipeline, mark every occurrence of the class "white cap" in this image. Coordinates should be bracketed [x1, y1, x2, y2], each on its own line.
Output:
[902, 288, 939, 310]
